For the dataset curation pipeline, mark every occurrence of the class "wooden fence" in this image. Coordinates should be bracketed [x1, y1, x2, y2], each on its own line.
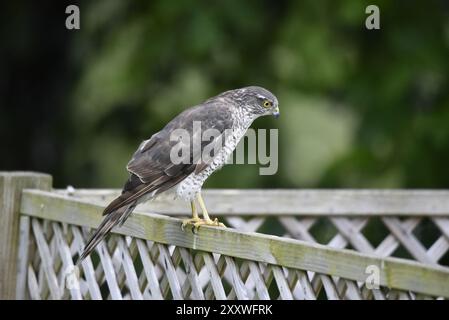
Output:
[1, 172, 449, 300]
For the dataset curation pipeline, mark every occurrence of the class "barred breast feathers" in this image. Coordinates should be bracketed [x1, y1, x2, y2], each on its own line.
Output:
[175, 106, 256, 201]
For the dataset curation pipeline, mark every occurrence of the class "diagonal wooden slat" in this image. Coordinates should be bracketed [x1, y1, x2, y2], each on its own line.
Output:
[95, 241, 123, 300]
[272, 266, 293, 300]
[343, 280, 363, 300]
[71, 226, 103, 299]
[27, 265, 41, 300]
[330, 218, 374, 253]
[178, 247, 205, 300]
[117, 238, 143, 300]
[295, 270, 316, 300]
[319, 274, 340, 300]
[223, 256, 249, 300]
[51, 223, 82, 300]
[31, 219, 62, 299]
[279, 217, 317, 242]
[202, 253, 227, 300]
[226, 217, 265, 232]
[226, 261, 253, 299]
[157, 244, 183, 300]
[375, 218, 421, 257]
[427, 236, 449, 263]
[382, 217, 435, 264]
[136, 239, 163, 299]
[248, 261, 270, 300]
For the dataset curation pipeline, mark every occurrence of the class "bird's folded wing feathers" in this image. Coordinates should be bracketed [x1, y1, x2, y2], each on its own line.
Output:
[103, 101, 234, 216]
[127, 101, 233, 183]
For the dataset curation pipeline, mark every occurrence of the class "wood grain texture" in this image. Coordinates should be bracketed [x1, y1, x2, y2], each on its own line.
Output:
[20, 189, 449, 298]
[0, 172, 52, 299]
[54, 188, 449, 215]
[16, 216, 30, 299]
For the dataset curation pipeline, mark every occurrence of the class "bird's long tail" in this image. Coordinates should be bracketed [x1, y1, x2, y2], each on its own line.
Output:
[77, 202, 136, 264]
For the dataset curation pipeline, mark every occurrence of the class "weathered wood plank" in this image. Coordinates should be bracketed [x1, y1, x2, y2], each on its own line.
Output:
[20, 189, 449, 298]
[0, 172, 52, 299]
[53, 188, 449, 215]
[16, 216, 30, 299]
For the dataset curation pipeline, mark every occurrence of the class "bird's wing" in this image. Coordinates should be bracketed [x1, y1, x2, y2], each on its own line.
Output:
[104, 100, 234, 215]
[78, 101, 235, 263]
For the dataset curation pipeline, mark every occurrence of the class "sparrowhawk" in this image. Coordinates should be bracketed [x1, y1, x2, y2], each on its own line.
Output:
[79, 86, 279, 261]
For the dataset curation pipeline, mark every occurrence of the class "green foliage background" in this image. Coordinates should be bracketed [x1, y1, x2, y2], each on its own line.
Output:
[1, 0, 449, 190]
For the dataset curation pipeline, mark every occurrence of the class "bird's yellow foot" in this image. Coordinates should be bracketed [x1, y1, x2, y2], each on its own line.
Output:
[182, 218, 226, 233]
[195, 218, 226, 228]
[181, 217, 203, 231]
[192, 218, 226, 233]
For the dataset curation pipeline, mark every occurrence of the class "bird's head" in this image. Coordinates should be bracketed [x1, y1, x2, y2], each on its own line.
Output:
[222, 86, 280, 119]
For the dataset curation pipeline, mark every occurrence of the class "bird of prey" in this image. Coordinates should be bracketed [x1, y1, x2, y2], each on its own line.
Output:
[79, 86, 279, 262]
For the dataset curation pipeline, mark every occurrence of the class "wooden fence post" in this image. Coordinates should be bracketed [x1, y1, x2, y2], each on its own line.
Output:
[0, 172, 52, 299]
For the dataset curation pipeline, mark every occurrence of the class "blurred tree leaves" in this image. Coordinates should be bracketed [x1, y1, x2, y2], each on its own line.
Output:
[1, 0, 448, 189]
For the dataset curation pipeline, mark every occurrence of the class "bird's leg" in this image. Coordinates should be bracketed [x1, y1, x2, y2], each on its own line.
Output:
[181, 201, 202, 230]
[193, 193, 226, 229]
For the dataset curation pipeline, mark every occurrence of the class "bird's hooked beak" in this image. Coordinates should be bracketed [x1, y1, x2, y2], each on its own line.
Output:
[272, 106, 280, 119]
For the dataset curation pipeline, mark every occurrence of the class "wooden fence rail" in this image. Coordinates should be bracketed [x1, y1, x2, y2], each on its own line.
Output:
[53, 188, 449, 216]
[1, 172, 449, 300]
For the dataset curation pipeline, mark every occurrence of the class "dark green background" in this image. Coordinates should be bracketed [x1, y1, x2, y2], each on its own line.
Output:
[1, 0, 448, 190]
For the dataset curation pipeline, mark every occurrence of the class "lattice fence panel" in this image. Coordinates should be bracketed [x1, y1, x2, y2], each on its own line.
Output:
[223, 216, 449, 266]
[22, 217, 442, 300]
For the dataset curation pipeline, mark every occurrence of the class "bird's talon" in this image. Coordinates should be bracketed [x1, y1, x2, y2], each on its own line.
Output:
[211, 218, 226, 228]
[181, 217, 201, 231]
[182, 217, 226, 232]
[192, 221, 203, 232]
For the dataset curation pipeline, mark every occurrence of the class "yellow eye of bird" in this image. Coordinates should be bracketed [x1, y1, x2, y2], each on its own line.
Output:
[263, 100, 272, 108]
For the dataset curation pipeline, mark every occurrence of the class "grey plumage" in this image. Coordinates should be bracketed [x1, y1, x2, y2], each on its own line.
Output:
[78, 86, 279, 263]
